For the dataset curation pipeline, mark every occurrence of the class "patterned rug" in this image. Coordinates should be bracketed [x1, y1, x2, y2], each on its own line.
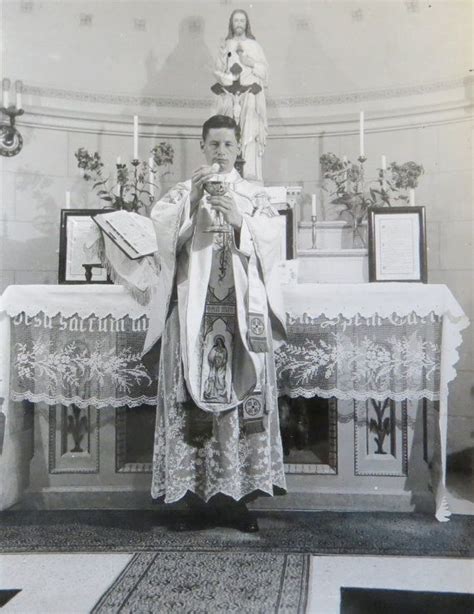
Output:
[340, 587, 474, 614]
[91, 551, 310, 613]
[1, 510, 472, 558]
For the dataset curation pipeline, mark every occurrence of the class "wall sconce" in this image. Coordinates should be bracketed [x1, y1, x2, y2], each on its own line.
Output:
[1, 78, 25, 157]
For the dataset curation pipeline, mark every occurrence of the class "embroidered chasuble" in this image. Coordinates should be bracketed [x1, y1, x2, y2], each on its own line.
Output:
[200, 234, 236, 405]
[113, 169, 287, 503]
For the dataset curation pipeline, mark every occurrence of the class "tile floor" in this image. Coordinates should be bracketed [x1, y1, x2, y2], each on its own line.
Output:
[0, 552, 472, 613]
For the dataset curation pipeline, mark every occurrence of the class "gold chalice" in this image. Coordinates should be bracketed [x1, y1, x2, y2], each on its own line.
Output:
[203, 178, 232, 233]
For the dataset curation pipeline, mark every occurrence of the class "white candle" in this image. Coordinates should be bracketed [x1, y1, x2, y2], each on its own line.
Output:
[342, 155, 348, 164]
[311, 194, 317, 218]
[15, 80, 22, 109]
[65, 191, 71, 209]
[116, 156, 121, 165]
[409, 188, 415, 206]
[133, 116, 139, 160]
[381, 155, 387, 171]
[3, 89, 9, 108]
[359, 111, 365, 158]
[149, 156, 154, 197]
[115, 182, 121, 197]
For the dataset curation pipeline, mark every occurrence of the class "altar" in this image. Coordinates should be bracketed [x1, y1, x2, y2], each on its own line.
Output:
[0, 283, 468, 521]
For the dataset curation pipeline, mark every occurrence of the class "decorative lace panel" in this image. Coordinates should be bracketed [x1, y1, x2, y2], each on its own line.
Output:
[10, 312, 157, 409]
[275, 312, 442, 401]
[9, 309, 451, 409]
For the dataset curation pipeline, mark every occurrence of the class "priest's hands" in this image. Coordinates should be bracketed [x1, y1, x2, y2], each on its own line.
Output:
[208, 194, 243, 230]
[190, 165, 218, 213]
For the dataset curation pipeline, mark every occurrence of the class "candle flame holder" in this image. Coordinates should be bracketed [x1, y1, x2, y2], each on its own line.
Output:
[311, 215, 317, 249]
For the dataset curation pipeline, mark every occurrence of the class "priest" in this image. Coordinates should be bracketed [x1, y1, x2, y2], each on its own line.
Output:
[130, 115, 286, 531]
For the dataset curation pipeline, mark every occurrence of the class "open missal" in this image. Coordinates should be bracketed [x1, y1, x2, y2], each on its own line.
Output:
[92, 210, 158, 260]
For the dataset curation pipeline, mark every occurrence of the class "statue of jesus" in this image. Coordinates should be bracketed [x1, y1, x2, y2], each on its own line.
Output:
[212, 9, 268, 183]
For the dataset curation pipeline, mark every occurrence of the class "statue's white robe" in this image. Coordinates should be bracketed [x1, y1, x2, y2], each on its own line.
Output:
[116, 170, 287, 502]
[213, 38, 268, 182]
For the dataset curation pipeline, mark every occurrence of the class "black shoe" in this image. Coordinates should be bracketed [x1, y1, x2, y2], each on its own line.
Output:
[236, 512, 259, 533]
[169, 513, 210, 532]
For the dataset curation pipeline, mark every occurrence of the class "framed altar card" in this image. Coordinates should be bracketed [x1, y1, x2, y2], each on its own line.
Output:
[275, 207, 295, 260]
[58, 209, 109, 284]
[368, 206, 427, 283]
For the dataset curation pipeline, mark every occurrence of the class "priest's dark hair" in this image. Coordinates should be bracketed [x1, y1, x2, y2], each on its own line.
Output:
[202, 115, 241, 142]
[226, 9, 256, 40]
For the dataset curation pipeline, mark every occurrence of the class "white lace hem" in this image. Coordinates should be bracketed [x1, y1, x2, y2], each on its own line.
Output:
[10, 391, 157, 409]
[278, 387, 440, 402]
[151, 478, 288, 504]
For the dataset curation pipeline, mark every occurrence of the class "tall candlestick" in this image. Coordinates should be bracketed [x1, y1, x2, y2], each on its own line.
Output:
[311, 193, 317, 217]
[359, 111, 365, 158]
[149, 157, 154, 197]
[133, 115, 139, 160]
[65, 191, 71, 209]
[381, 155, 387, 171]
[342, 155, 349, 189]
[2, 78, 10, 108]
[409, 188, 415, 206]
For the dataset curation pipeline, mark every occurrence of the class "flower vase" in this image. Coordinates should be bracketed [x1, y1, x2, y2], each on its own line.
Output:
[352, 222, 368, 249]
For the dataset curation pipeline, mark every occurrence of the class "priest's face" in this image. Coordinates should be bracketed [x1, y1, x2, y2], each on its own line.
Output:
[201, 127, 240, 173]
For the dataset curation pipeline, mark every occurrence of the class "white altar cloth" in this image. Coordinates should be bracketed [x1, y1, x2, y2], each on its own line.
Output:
[0, 283, 469, 520]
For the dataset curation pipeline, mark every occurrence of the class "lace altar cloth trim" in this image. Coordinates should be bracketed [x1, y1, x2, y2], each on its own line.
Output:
[282, 283, 468, 322]
[10, 392, 157, 410]
[275, 312, 445, 399]
[279, 387, 440, 402]
[2, 283, 468, 408]
[8, 312, 157, 409]
[0, 285, 150, 320]
[5, 309, 461, 408]
[0, 283, 469, 322]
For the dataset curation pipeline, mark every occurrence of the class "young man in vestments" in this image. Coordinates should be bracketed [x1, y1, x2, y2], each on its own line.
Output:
[142, 114, 287, 532]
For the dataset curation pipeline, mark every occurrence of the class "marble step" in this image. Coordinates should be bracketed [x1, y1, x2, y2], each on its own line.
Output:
[297, 249, 368, 283]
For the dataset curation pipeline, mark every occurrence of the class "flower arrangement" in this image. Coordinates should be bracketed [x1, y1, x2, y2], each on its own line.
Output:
[75, 142, 175, 215]
[320, 153, 424, 246]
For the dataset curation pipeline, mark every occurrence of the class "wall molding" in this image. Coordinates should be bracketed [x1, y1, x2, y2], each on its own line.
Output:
[23, 76, 470, 108]
[18, 99, 472, 139]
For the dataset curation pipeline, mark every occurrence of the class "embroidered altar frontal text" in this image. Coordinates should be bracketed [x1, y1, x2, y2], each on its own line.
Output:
[10, 310, 442, 409]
